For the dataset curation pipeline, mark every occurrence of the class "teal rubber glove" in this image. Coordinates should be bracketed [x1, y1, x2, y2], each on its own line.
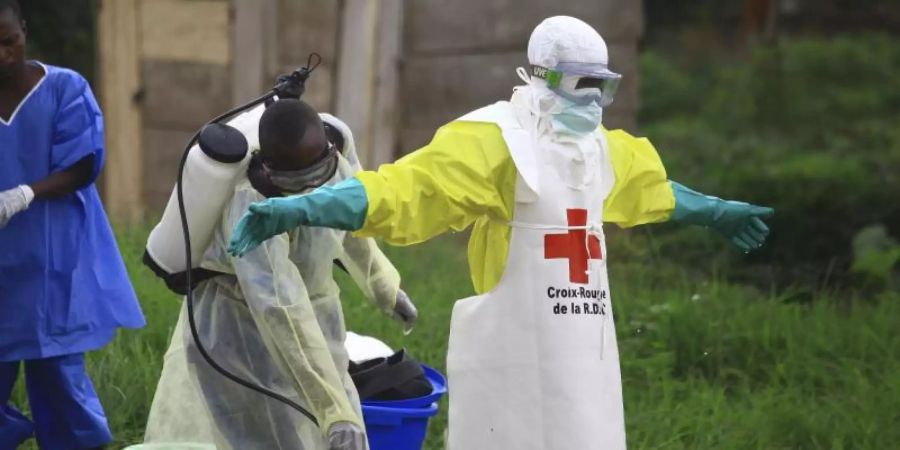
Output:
[670, 181, 774, 252]
[228, 177, 368, 257]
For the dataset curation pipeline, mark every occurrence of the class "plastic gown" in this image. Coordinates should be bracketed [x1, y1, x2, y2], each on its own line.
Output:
[144, 151, 401, 449]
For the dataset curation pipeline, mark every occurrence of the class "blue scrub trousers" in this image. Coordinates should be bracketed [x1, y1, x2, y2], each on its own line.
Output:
[0, 354, 111, 450]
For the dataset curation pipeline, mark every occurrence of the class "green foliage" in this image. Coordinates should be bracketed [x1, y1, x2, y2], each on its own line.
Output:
[614, 259, 900, 449]
[850, 225, 900, 287]
[640, 34, 900, 283]
[11, 228, 900, 449]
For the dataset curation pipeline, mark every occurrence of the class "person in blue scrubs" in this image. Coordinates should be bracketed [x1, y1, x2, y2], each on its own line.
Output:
[0, 1, 145, 448]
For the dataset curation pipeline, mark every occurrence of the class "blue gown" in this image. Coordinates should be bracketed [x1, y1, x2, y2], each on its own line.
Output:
[0, 63, 145, 360]
[0, 62, 145, 449]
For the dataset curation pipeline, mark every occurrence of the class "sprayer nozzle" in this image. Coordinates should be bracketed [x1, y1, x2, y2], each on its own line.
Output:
[273, 53, 322, 100]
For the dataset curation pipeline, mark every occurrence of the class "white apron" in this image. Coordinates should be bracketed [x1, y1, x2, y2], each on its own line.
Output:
[447, 102, 625, 450]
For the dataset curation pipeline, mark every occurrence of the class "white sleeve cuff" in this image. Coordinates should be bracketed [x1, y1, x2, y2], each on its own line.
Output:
[18, 184, 35, 207]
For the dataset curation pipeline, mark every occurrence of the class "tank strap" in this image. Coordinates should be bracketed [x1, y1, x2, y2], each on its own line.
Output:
[142, 251, 226, 295]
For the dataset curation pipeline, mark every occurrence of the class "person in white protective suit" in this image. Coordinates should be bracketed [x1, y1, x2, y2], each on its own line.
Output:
[143, 99, 418, 450]
[227, 17, 775, 450]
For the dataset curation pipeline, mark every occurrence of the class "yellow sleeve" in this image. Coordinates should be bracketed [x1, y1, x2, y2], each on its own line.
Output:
[354, 121, 515, 245]
[603, 129, 676, 227]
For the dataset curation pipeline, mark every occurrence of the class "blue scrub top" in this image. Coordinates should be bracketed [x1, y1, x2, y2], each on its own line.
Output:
[0, 63, 145, 361]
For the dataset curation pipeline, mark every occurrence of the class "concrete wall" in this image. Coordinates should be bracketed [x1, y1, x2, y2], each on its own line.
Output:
[134, 0, 234, 211]
[138, 0, 341, 212]
[274, 0, 340, 112]
[101, 0, 643, 216]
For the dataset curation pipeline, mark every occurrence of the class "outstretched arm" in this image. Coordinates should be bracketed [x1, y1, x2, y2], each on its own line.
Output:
[602, 128, 773, 251]
[668, 181, 774, 251]
[229, 122, 512, 256]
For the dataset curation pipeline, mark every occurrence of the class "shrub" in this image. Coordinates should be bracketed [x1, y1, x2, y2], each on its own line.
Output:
[639, 34, 900, 286]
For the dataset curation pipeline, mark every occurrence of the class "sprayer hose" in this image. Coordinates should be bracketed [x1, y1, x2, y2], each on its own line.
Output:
[176, 91, 320, 427]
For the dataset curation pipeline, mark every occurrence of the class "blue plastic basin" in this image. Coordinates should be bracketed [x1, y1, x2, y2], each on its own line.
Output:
[361, 364, 446, 450]
[362, 402, 439, 450]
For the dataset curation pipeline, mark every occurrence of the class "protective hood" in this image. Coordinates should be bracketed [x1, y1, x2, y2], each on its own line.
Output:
[510, 74, 603, 190]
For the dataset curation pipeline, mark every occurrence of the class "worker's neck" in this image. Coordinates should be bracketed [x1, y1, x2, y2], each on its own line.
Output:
[0, 61, 44, 119]
[0, 60, 41, 93]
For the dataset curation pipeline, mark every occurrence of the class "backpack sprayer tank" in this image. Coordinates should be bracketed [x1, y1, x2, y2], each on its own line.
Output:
[143, 109, 355, 294]
[143, 106, 264, 294]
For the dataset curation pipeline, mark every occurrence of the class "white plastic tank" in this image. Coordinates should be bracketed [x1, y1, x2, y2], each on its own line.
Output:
[145, 105, 265, 277]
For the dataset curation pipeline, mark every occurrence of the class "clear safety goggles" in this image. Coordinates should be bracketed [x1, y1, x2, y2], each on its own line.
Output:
[265, 141, 340, 193]
[531, 63, 622, 107]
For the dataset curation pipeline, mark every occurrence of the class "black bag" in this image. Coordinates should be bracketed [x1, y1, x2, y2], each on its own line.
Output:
[348, 349, 433, 401]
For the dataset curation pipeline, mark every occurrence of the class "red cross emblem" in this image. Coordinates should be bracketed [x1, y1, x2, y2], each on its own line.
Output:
[544, 209, 602, 284]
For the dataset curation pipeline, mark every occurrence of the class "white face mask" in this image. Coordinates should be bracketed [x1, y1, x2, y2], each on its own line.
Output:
[549, 97, 603, 136]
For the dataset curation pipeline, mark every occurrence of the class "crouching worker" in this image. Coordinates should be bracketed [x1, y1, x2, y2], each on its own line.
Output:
[0, 1, 145, 448]
[143, 99, 417, 450]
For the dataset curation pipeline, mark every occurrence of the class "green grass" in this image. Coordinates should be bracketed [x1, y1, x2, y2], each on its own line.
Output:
[11, 227, 900, 449]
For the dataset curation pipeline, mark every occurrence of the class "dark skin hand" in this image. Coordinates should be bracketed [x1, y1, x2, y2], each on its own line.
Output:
[0, 9, 95, 199]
